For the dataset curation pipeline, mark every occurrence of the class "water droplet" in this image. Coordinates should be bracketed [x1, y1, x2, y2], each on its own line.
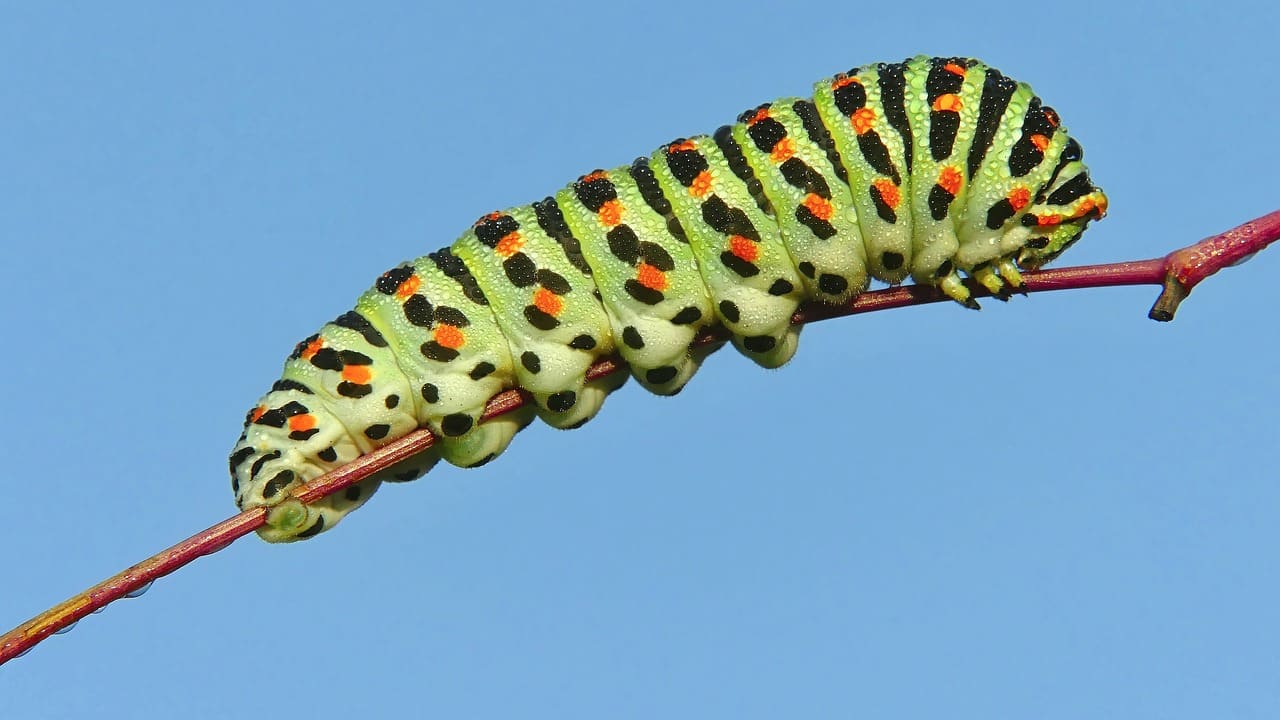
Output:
[15, 647, 31, 658]
[125, 580, 154, 599]
[53, 620, 78, 635]
[91, 605, 106, 615]
[1229, 250, 1259, 267]
[203, 541, 232, 557]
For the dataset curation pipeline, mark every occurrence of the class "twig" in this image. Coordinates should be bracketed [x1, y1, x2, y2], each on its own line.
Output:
[3, 208, 1277, 666]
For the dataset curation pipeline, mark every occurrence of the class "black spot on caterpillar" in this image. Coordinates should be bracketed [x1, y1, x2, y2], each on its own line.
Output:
[230, 55, 1107, 542]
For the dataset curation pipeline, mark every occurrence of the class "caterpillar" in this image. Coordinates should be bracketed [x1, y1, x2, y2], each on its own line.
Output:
[230, 56, 1107, 542]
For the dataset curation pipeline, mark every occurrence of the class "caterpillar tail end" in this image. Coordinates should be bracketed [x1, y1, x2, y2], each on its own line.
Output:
[260, 499, 315, 543]
[250, 474, 386, 543]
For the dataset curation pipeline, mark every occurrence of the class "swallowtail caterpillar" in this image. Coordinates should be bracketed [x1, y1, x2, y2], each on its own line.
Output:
[230, 56, 1107, 541]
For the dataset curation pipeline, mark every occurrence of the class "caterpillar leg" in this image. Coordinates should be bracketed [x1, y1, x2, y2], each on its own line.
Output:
[970, 263, 1006, 296]
[996, 258, 1024, 289]
[729, 324, 801, 369]
[632, 350, 704, 395]
[432, 405, 536, 468]
[632, 338, 722, 395]
[532, 370, 629, 429]
[938, 270, 978, 308]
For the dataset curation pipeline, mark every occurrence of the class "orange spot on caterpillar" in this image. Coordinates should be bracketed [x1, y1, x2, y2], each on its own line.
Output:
[288, 414, 317, 432]
[635, 262, 668, 291]
[495, 231, 524, 258]
[581, 170, 609, 183]
[1008, 187, 1031, 211]
[747, 107, 770, 125]
[1030, 134, 1050, 152]
[433, 324, 466, 350]
[937, 166, 963, 195]
[532, 288, 563, 317]
[1037, 214, 1062, 226]
[728, 235, 759, 263]
[250, 405, 267, 423]
[1071, 198, 1098, 219]
[932, 93, 962, 112]
[690, 170, 712, 198]
[479, 211, 504, 223]
[832, 75, 862, 90]
[1043, 108, 1060, 127]
[669, 140, 697, 153]
[801, 193, 834, 221]
[300, 337, 324, 359]
[342, 365, 372, 384]
[851, 107, 876, 135]
[770, 137, 794, 162]
[395, 273, 420, 300]
[943, 62, 967, 77]
[598, 199, 623, 227]
[872, 179, 900, 209]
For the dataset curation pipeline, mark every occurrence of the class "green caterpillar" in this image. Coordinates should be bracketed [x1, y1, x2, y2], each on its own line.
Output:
[230, 56, 1107, 541]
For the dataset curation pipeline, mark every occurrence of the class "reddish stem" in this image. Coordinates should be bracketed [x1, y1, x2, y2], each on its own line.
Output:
[3, 208, 1278, 666]
[1149, 208, 1280, 321]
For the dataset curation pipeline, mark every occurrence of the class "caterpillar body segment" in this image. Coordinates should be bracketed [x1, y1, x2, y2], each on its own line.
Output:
[650, 135, 808, 369]
[811, 63, 916, 287]
[901, 57, 984, 297]
[356, 250, 527, 468]
[730, 98, 870, 306]
[452, 206, 620, 430]
[553, 164, 718, 395]
[230, 56, 1107, 541]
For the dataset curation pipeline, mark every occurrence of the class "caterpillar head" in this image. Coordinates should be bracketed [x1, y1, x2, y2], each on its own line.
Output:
[1017, 163, 1108, 269]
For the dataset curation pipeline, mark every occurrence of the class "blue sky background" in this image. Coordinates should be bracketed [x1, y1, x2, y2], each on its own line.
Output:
[2, 2, 1278, 717]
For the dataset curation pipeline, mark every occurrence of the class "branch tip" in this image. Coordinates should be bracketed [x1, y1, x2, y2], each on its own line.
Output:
[1149, 276, 1190, 322]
